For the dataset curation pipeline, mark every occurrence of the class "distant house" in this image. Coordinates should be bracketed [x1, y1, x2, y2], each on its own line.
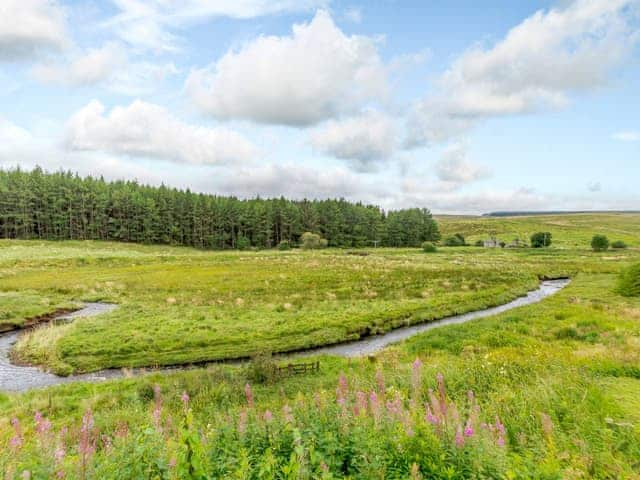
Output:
[483, 238, 500, 248]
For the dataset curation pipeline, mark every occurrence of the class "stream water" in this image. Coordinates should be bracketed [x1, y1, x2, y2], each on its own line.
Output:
[0, 279, 569, 392]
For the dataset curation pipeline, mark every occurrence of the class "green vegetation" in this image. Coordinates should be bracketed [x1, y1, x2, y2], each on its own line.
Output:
[443, 233, 466, 247]
[299, 232, 328, 249]
[617, 263, 640, 297]
[612, 240, 628, 249]
[1, 213, 640, 478]
[6, 241, 555, 374]
[530, 231, 552, 248]
[591, 234, 610, 252]
[421, 241, 437, 252]
[437, 213, 640, 248]
[0, 168, 439, 249]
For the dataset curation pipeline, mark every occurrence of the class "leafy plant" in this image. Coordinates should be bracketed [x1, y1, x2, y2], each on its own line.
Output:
[591, 235, 609, 252]
[530, 232, 552, 248]
[422, 241, 437, 253]
[616, 263, 640, 297]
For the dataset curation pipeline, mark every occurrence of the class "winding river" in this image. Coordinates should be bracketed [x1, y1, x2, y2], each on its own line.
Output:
[0, 279, 570, 392]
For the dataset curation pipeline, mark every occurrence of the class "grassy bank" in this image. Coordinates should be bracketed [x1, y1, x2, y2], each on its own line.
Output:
[1, 271, 639, 478]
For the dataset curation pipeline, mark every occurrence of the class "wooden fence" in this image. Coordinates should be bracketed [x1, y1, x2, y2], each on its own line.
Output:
[276, 361, 320, 377]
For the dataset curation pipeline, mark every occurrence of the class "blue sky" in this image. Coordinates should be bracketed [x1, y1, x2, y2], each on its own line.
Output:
[0, 0, 638, 213]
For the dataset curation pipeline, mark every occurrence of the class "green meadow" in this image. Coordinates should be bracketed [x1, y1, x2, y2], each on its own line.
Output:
[1, 213, 639, 478]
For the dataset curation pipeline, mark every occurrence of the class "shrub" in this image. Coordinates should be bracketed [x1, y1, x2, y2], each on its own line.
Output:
[530, 232, 552, 248]
[245, 352, 279, 384]
[236, 236, 251, 250]
[474, 240, 484, 247]
[277, 240, 291, 251]
[443, 234, 466, 247]
[611, 240, 628, 249]
[422, 242, 437, 253]
[616, 263, 640, 297]
[591, 235, 609, 252]
[300, 232, 328, 249]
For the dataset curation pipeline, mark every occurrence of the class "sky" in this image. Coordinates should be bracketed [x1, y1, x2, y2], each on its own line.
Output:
[0, 0, 638, 214]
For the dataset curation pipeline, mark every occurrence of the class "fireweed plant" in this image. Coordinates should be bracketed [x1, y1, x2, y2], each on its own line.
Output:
[2, 367, 519, 479]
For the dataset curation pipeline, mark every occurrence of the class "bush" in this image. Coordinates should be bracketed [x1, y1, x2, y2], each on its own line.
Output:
[245, 352, 278, 384]
[611, 240, 628, 249]
[530, 232, 552, 248]
[277, 240, 291, 251]
[616, 263, 640, 297]
[443, 234, 466, 247]
[591, 235, 609, 252]
[422, 242, 437, 253]
[300, 232, 328, 249]
[474, 240, 484, 247]
[236, 236, 251, 250]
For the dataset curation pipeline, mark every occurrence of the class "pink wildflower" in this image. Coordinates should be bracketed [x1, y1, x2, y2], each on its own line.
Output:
[238, 409, 248, 434]
[152, 385, 163, 431]
[10, 418, 23, 451]
[375, 369, 386, 396]
[369, 391, 381, 424]
[180, 391, 190, 409]
[455, 427, 465, 448]
[244, 383, 254, 408]
[282, 405, 294, 423]
[463, 421, 474, 437]
[336, 373, 348, 404]
[425, 405, 438, 425]
[354, 391, 368, 417]
[263, 410, 273, 423]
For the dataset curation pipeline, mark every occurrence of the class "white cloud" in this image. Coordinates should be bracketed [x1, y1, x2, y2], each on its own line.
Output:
[64, 100, 257, 165]
[33, 43, 126, 86]
[612, 130, 640, 142]
[213, 163, 389, 202]
[310, 112, 396, 170]
[0, 0, 69, 61]
[434, 143, 490, 186]
[407, 0, 639, 146]
[107, 0, 327, 52]
[186, 10, 388, 126]
[32, 42, 180, 94]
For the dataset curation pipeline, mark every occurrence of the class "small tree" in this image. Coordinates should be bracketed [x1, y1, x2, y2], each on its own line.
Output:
[236, 236, 251, 250]
[278, 240, 291, 251]
[611, 240, 628, 249]
[300, 232, 328, 249]
[422, 241, 437, 253]
[591, 235, 609, 252]
[443, 234, 466, 247]
[530, 232, 552, 248]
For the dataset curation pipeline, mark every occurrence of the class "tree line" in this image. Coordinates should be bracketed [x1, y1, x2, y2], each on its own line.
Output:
[0, 168, 440, 249]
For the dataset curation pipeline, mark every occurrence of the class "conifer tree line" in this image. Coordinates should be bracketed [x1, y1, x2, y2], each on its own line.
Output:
[0, 168, 440, 249]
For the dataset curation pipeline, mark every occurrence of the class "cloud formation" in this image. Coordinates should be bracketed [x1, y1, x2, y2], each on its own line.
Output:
[0, 0, 69, 61]
[65, 100, 257, 165]
[310, 112, 396, 170]
[186, 10, 387, 126]
[407, 0, 639, 146]
[107, 0, 327, 52]
[32, 43, 126, 86]
[32, 42, 180, 94]
[435, 143, 490, 186]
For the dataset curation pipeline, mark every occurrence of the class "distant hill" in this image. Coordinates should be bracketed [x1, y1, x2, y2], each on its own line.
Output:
[483, 211, 640, 217]
[438, 212, 640, 248]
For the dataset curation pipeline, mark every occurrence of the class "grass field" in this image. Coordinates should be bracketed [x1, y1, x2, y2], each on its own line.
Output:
[0, 213, 639, 478]
[438, 212, 640, 248]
